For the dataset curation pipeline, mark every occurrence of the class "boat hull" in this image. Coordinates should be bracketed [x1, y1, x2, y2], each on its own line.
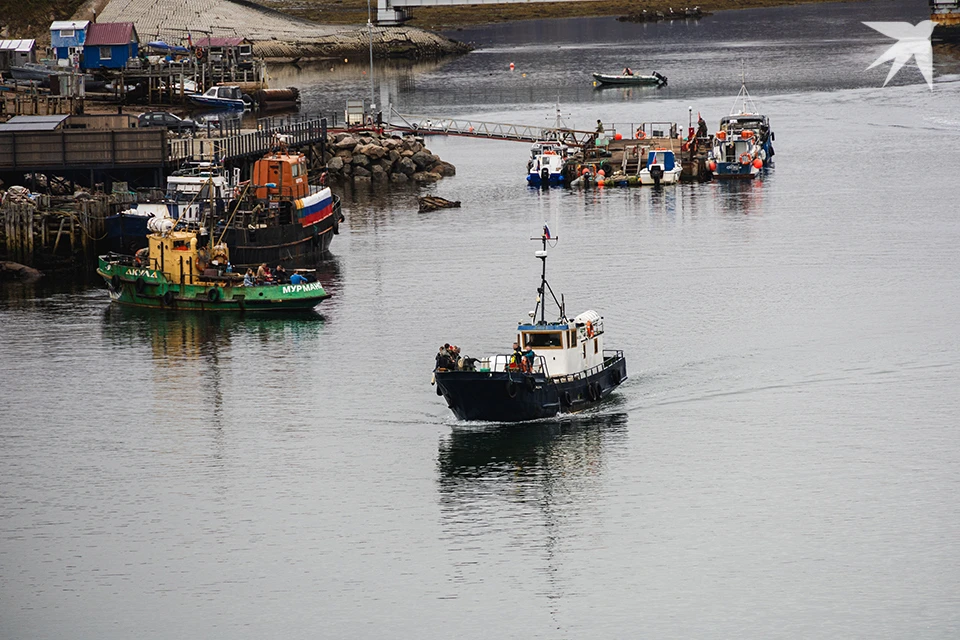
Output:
[527, 172, 565, 187]
[222, 207, 342, 269]
[188, 96, 246, 110]
[593, 73, 663, 86]
[711, 161, 759, 180]
[97, 259, 329, 312]
[638, 168, 682, 185]
[435, 355, 627, 422]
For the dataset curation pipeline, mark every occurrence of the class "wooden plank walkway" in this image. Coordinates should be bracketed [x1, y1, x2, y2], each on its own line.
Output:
[168, 118, 327, 163]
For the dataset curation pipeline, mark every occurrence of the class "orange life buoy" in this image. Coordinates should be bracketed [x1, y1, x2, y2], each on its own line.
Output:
[636, 130, 648, 140]
[739, 153, 752, 166]
[586, 321, 594, 338]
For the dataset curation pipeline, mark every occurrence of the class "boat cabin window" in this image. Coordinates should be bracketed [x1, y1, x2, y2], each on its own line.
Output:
[172, 239, 190, 251]
[523, 332, 563, 348]
[594, 339, 599, 354]
[291, 162, 302, 178]
[568, 329, 577, 346]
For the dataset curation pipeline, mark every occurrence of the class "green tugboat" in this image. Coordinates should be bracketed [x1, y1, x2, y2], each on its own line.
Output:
[97, 224, 330, 312]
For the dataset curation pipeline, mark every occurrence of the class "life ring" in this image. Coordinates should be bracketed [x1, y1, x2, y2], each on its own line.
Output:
[135, 277, 146, 294]
[207, 287, 220, 302]
[525, 376, 536, 391]
[636, 130, 648, 140]
[739, 153, 752, 166]
[162, 291, 175, 306]
[586, 321, 594, 338]
[587, 383, 598, 401]
[110, 275, 122, 292]
[505, 380, 518, 398]
[194, 46, 204, 60]
[561, 390, 573, 406]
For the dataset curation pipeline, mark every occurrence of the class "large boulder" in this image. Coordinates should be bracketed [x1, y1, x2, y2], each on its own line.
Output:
[336, 150, 353, 164]
[353, 165, 372, 177]
[378, 157, 395, 172]
[429, 161, 456, 177]
[358, 143, 386, 160]
[382, 137, 401, 150]
[326, 156, 344, 171]
[413, 171, 442, 184]
[388, 149, 400, 162]
[397, 157, 417, 176]
[389, 172, 409, 184]
[411, 151, 437, 170]
[371, 164, 387, 180]
[400, 150, 414, 158]
[352, 153, 370, 167]
[334, 135, 359, 150]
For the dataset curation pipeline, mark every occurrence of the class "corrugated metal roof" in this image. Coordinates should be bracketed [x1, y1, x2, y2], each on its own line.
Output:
[195, 37, 249, 47]
[0, 39, 36, 52]
[0, 115, 70, 131]
[85, 22, 136, 46]
[50, 20, 90, 31]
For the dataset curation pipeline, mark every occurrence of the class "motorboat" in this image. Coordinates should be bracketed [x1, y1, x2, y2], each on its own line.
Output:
[593, 71, 667, 87]
[707, 79, 775, 179]
[433, 230, 627, 422]
[527, 141, 567, 187]
[9, 62, 63, 83]
[188, 85, 252, 110]
[639, 149, 682, 185]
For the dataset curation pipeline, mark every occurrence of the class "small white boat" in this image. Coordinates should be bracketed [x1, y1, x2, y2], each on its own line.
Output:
[526, 141, 568, 187]
[639, 149, 682, 185]
[593, 71, 667, 87]
[188, 85, 251, 110]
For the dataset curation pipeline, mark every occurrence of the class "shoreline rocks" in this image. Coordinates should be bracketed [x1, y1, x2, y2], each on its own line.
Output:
[323, 132, 455, 185]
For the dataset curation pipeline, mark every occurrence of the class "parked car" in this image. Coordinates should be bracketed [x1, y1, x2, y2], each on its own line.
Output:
[137, 112, 198, 134]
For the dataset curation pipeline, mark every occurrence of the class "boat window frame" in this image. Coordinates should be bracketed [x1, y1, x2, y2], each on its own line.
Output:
[522, 331, 564, 349]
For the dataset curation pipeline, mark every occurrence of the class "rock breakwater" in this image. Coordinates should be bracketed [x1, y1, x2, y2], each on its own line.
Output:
[324, 132, 455, 185]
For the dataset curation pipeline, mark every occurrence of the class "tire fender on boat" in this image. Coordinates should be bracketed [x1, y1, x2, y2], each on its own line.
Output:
[135, 277, 147, 294]
[562, 390, 573, 406]
[110, 275, 121, 292]
[207, 287, 220, 302]
[436, 386, 443, 396]
[162, 291, 175, 306]
[525, 376, 536, 391]
[611, 368, 622, 385]
[588, 383, 598, 401]
[506, 380, 518, 398]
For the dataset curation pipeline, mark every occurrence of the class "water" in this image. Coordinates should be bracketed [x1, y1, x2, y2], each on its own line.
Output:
[4, 1, 960, 637]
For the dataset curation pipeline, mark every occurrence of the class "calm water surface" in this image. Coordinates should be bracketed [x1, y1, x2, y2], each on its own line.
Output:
[4, 1, 960, 637]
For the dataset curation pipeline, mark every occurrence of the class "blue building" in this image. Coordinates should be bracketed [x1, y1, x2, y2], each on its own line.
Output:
[50, 20, 89, 65]
[81, 22, 139, 70]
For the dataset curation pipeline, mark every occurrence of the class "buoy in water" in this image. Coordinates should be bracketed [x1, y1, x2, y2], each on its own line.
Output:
[522, 73, 527, 78]
[509, 62, 515, 70]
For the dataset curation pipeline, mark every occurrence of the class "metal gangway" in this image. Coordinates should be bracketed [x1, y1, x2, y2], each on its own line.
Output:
[388, 111, 597, 147]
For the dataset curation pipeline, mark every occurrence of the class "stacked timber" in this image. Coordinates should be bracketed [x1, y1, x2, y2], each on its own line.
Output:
[324, 132, 456, 185]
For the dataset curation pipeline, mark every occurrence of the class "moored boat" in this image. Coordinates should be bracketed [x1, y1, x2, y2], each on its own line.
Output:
[706, 79, 774, 180]
[97, 222, 330, 312]
[593, 71, 667, 86]
[188, 85, 251, 110]
[527, 141, 567, 187]
[638, 149, 682, 185]
[433, 230, 627, 422]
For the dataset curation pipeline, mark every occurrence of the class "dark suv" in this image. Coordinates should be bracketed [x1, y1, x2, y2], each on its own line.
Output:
[137, 112, 198, 134]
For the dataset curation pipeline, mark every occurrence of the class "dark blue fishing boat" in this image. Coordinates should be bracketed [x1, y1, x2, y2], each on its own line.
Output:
[433, 230, 627, 422]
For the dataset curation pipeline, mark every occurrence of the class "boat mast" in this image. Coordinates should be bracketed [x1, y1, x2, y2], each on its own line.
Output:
[532, 230, 564, 324]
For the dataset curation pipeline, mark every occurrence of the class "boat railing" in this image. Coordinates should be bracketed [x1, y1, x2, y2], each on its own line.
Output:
[551, 350, 624, 384]
[476, 354, 550, 377]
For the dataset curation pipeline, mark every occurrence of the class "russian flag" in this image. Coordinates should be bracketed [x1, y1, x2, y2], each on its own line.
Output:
[543, 224, 551, 239]
[296, 188, 334, 228]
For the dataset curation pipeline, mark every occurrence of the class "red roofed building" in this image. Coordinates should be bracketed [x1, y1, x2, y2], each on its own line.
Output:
[81, 22, 139, 70]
